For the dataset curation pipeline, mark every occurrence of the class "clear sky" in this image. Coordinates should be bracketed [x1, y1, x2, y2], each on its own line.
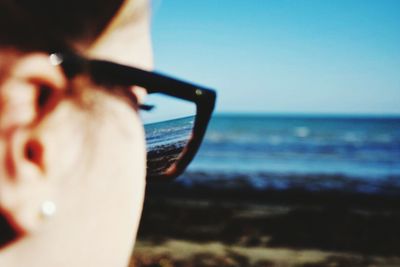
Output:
[151, 0, 400, 115]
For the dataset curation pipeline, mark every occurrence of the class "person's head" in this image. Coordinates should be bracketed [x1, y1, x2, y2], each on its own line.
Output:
[0, 0, 152, 266]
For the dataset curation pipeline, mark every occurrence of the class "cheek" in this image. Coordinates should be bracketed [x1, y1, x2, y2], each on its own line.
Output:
[47, 98, 147, 248]
[103, 112, 147, 201]
[76, 96, 147, 208]
[39, 102, 91, 180]
[48, 97, 147, 192]
[79, 100, 147, 247]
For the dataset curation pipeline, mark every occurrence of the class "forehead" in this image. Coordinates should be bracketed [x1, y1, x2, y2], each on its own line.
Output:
[85, 0, 153, 70]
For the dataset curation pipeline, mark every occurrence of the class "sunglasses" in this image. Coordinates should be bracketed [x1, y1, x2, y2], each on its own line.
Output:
[50, 52, 216, 181]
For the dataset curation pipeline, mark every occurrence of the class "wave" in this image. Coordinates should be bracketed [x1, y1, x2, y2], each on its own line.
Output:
[177, 170, 400, 195]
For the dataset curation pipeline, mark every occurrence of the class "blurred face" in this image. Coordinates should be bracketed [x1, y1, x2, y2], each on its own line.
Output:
[0, 1, 152, 267]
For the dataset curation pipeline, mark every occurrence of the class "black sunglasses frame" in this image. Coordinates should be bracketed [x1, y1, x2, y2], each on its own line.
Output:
[51, 52, 216, 181]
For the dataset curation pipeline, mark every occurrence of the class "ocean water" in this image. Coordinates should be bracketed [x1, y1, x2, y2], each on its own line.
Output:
[189, 114, 400, 177]
[145, 116, 194, 149]
[146, 114, 400, 192]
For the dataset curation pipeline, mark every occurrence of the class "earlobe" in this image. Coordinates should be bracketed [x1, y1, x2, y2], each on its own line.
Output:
[0, 130, 54, 235]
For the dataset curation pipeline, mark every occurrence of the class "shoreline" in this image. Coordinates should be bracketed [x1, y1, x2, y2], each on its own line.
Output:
[177, 171, 400, 196]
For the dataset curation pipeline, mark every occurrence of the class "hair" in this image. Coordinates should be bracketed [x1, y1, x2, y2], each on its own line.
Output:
[0, 0, 126, 51]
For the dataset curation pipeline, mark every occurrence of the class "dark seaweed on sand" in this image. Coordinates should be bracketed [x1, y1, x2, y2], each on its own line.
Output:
[146, 141, 186, 177]
[137, 171, 400, 257]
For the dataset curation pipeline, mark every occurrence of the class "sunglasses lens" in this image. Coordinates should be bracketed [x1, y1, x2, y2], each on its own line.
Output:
[142, 94, 196, 179]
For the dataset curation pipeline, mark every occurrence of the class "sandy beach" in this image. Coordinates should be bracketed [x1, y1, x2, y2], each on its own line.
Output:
[131, 172, 400, 267]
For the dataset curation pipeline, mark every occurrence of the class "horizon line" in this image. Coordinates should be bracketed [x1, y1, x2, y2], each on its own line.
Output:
[214, 111, 400, 118]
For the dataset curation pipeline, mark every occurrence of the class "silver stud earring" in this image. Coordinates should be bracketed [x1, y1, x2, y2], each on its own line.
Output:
[40, 200, 57, 218]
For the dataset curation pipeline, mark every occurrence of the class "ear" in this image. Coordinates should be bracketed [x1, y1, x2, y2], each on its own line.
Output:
[0, 52, 67, 235]
[0, 53, 67, 130]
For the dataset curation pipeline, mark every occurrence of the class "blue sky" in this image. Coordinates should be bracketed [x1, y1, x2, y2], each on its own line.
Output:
[151, 0, 400, 115]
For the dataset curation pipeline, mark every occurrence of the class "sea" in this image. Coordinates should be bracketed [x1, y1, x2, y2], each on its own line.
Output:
[146, 114, 400, 194]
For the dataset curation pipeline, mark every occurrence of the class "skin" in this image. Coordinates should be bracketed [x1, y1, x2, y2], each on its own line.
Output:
[0, 0, 152, 266]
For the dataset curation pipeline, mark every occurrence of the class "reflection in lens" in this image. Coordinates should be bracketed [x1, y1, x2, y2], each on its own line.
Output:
[142, 94, 195, 178]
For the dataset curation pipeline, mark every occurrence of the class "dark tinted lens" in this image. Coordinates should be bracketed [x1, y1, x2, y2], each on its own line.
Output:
[142, 94, 196, 178]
